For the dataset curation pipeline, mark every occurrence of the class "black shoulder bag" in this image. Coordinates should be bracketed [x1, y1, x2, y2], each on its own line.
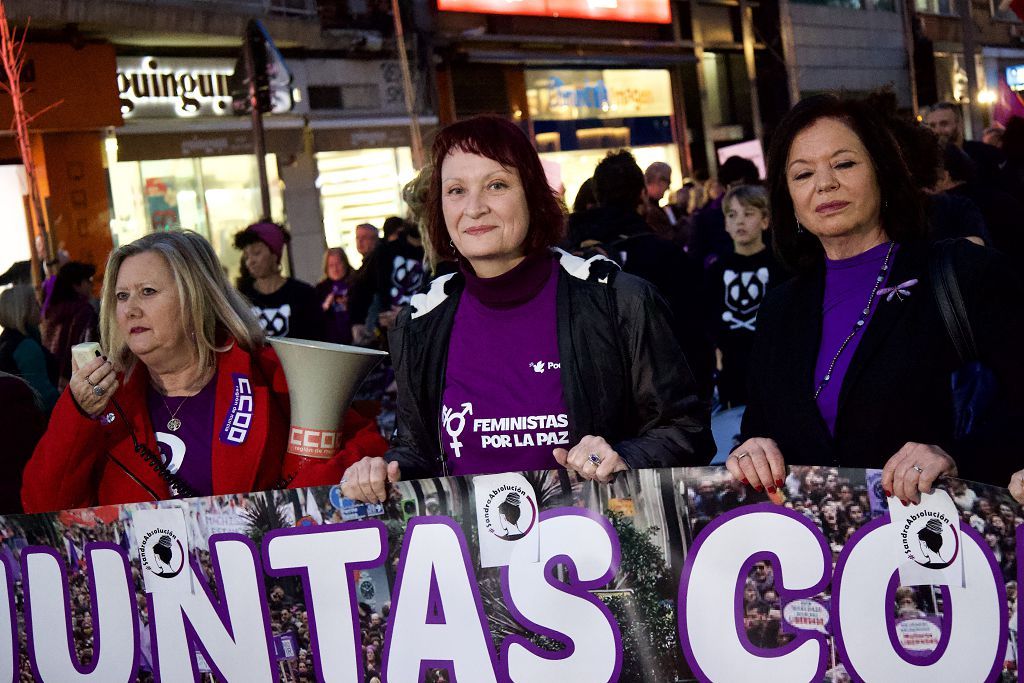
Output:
[929, 240, 998, 440]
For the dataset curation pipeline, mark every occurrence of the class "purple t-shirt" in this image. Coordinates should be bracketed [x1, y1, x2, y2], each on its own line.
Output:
[148, 377, 217, 496]
[814, 242, 895, 433]
[441, 253, 569, 476]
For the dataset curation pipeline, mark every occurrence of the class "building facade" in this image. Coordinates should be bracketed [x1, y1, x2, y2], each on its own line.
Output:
[913, 0, 1024, 133]
[2, 0, 434, 284]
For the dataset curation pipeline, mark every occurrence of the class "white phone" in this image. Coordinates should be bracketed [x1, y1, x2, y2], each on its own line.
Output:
[71, 342, 102, 370]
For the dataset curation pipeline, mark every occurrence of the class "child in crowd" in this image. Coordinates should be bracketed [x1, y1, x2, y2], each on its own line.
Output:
[704, 184, 787, 409]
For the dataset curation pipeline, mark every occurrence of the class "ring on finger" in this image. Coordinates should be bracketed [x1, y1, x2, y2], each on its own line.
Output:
[588, 453, 602, 467]
[85, 376, 96, 387]
[732, 451, 750, 461]
[92, 384, 105, 397]
[912, 464, 924, 474]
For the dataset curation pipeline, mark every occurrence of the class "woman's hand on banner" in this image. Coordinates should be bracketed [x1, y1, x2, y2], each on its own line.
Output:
[554, 435, 628, 484]
[726, 438, 785, 494]
[1009, 469, 1024, 505]
[882, 442, 957, 505]
[340, 456, 401, 503]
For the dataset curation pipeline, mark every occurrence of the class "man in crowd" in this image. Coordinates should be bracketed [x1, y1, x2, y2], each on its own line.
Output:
[643, 161, 676, 236]
[925, 102, 1005, 185]
[355, 223, 380, 262]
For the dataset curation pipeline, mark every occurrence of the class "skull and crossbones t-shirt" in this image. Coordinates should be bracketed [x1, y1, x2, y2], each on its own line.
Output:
[241, 278, 324, 341]
[706, 248, 787, 406]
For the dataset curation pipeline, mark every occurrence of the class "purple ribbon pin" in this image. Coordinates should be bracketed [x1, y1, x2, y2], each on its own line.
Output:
[878, 278, 918, 302]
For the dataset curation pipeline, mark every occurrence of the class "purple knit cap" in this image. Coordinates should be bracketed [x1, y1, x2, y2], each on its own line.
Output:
[244, 221, 286, 256]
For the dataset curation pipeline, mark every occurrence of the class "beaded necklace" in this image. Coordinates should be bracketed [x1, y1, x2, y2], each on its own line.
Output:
[813, 241, 895, 400]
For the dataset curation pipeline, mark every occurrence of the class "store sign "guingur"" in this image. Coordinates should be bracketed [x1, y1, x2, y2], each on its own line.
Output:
[116, 57, 235, 119]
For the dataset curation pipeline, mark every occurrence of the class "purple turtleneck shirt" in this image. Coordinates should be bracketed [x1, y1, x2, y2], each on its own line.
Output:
[814, 241, 895, 434]
[440, 252, 569, 475]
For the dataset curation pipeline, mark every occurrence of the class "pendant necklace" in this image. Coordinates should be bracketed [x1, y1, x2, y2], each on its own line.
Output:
[813, 241, 895, 400]
[163, 395, 191, 432]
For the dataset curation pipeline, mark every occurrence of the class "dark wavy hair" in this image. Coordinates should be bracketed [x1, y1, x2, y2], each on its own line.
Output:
[765, 94, 926, 274]
[426, 115, 565, 263]
[50, 261, 96, 306]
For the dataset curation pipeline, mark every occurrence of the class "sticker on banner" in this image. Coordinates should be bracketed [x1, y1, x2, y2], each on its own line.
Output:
[889, 489, 965, 587]
[131, 507, 194, 596]
[782, 597, 830, 634]
[473, 472, 540, 567]
[894, 616, 943, 656]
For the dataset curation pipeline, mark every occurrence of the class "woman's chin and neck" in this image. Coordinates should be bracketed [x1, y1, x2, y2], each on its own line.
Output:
[140, 346, 208, 396]
[819, 224, 889, 261]
[465, 252, 530, 279]
[254, 272, 286, 294]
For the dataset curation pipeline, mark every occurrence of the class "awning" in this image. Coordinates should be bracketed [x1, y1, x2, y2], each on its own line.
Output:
[308, 116, 439, 153]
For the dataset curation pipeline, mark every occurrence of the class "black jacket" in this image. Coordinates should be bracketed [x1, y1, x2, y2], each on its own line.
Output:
[385, 250, 716, 479]
[567, 205, 715, 399]
[742, 239, 1024, 486]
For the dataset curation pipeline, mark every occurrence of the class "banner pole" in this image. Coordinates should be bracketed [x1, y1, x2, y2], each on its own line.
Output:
[245, 20, 272, 221]
[389, 0, 424, 170]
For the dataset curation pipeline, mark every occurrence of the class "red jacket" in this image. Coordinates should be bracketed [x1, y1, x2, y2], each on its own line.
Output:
[22, 340, 385, 513]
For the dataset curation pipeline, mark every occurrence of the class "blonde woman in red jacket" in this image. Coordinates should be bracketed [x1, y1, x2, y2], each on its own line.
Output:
[22, 231, 385, 513]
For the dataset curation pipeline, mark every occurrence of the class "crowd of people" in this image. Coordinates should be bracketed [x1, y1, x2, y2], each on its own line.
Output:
[0, 93, 1019, 524]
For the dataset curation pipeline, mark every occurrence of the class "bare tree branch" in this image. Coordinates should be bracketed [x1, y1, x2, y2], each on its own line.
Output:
[0, 1, 59, 286]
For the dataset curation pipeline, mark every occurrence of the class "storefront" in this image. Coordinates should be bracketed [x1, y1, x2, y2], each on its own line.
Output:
[301, 58, 435, 268]
[526, 68, 684, 208]
[314, 138, 417, 268]
[983, 48, 1024, 125]
[107, 55, 297, 278]
[430, 0, 718, 207]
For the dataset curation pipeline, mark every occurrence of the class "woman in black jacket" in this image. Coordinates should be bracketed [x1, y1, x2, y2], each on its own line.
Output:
[728, 95, 1024, 504]
[340, 115, 715, 503]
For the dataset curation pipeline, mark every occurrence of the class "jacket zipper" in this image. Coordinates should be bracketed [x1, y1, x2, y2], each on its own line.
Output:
[435, 347, 451, 478]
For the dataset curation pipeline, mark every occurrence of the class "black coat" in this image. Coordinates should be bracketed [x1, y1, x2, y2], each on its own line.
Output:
[567, 205, 715, 399]
[742, 239, 1024, 486]
[385, 250, 716, 479]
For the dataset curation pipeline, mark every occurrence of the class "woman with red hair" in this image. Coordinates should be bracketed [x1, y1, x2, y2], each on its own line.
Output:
[340, 115, 714, 502]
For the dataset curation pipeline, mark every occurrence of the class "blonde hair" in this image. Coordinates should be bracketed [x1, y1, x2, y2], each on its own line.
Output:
[0, 285, 39, 335]
[402, 164, 436, 271]
[100, 231, 264, 373]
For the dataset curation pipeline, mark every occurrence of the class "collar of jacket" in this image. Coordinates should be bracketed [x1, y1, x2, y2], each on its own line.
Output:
[784, 240, 930, 446]
[407, 247, 619, 320]
[112, 338, 280, 499]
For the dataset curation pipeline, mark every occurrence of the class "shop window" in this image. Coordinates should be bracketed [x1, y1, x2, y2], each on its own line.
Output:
[539, 144, 683, 219]
[915, 0, 957, 15]
[702, 52, 753, 132]
[991, 0, 1022, 20]
[107, 152, 283, 278]
[316, 147, 415, 268]
[0, 165, 30, 278]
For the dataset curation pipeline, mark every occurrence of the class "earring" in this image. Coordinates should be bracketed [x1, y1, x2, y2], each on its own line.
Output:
[795, 212, 805, 235]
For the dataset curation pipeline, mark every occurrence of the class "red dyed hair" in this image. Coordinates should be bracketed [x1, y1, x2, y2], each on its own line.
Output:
[426, 115, 565, 263]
